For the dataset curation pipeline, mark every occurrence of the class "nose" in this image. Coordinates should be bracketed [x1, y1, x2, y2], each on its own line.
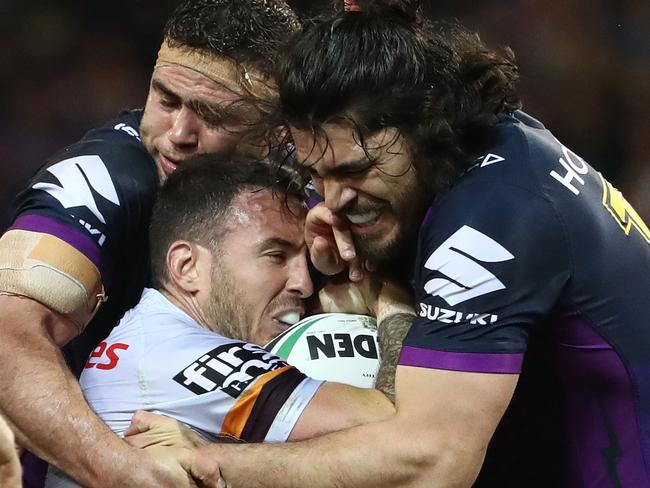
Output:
[286, 254, 314, 299]
[323, 178, 357, 213]
[168, 106, 199, 149]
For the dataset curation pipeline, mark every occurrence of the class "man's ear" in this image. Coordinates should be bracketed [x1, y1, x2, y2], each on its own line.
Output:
[165, 241, 210, 293]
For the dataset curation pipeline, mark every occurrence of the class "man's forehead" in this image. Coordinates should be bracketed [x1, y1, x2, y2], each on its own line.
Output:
[154, 39, 277, 101]
[151, 65, 242, 103]
[290, 124, 403, 168]
[227, 191, 306, 237]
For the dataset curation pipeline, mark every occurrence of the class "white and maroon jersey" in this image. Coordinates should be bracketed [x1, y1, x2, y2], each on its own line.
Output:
[46, 288, 322, 487]
[82, 288, 322, 439]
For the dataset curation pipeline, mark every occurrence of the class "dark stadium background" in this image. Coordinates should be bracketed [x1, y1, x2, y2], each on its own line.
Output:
[1, 0, 648, 233]
[0, 1, 648, 484]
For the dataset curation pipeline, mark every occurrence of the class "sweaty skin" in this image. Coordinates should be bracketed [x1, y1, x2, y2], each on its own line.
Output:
[0, 53, 274, 488]
[0, 414, 20, 488]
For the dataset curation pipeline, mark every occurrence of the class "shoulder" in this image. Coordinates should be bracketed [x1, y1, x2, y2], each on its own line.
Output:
[12, 111, 158, 245]
[421, 111, 567, 244]
[45, 109, 156, 192]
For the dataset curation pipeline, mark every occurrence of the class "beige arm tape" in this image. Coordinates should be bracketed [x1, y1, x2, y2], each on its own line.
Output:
[0, 229, 106, 332]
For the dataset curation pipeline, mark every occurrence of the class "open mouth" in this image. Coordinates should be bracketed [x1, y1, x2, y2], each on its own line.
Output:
[345, 207, 387, 235]
[275, 311, 302, 328]
[346, 209, 382, 226]
[159, 153, 181, 175]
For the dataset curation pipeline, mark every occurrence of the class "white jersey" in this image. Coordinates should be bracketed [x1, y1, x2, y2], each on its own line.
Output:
[46, 288, 322, 488]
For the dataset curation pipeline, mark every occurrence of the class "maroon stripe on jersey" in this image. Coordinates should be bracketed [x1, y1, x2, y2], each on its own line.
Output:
[399, 345, 524, 373]
[10, 214, 102, 270]
[240, 367, 307, 443]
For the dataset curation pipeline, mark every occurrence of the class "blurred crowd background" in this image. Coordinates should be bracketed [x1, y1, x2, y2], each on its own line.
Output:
[1, 0, 648, 230]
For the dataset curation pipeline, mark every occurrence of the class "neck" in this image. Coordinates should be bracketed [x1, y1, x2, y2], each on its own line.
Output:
[159, 284, 216, 333]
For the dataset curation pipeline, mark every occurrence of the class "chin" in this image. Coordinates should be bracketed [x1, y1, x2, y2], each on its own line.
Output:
[355, 229, 400, 263]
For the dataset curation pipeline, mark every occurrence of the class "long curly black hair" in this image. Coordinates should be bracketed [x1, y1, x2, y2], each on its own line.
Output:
[277, 0, 521, 193]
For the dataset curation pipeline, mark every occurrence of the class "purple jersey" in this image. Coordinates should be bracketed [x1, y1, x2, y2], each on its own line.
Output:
[9, 109, 158, 374]
[400, 111, 650, 487]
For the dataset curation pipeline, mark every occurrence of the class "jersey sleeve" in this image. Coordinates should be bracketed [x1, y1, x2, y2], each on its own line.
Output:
[8, 130, 157, 290]
[145, 335, 323, 443]
[400, 180, 571, 374]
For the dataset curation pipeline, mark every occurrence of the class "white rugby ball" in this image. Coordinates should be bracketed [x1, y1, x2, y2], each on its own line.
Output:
[265, 313, 380, 389]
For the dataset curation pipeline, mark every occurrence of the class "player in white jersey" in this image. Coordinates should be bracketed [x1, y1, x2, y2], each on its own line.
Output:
[47, 156, 413, 487]
[82, 288, 321, 441]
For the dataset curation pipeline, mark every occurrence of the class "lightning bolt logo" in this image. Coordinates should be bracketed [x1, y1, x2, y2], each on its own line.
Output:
[598, 402, 623, 488]
[600, 174, 650, 245]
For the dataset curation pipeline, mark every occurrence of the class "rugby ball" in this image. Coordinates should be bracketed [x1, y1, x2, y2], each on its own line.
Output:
[265, 313, 380, 388]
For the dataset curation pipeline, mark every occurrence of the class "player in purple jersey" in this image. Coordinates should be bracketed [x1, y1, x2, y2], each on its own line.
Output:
[131, 1, 650, 486]
[0, 1, 301, 487]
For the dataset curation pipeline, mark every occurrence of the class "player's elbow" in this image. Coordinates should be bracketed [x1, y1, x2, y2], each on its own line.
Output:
[390, 432, 487, 487]
[0, 295, 79, 347]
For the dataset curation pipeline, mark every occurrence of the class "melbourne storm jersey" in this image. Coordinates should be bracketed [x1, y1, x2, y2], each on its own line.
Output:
[45, 288, 322, 488]
[9, 110, 158, 374]
[399, 111, 650, 487]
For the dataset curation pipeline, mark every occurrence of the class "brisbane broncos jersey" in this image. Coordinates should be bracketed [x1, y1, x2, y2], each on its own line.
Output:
[400, 111, 650, 487]
[9, 109, 158, 374]
[46, 288, 323, 488]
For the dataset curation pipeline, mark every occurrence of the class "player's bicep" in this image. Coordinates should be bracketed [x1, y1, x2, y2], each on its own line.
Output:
[289, 382, 394, 441]
[0, 227, 103, 339]
[393, 365, 518, 485]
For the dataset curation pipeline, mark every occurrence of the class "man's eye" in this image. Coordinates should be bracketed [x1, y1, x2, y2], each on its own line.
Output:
[159, 97, 177, 108]
[345, 165, 372, 176]
[265, 252, 286, 263]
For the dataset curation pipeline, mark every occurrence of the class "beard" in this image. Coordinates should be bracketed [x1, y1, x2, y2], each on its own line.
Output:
[204, 274, 250, 342]
[203, 259, 305, 345]
[350, 171, 429, 268]
[351, 200, 425, 271]
[352, 221, 419, 277]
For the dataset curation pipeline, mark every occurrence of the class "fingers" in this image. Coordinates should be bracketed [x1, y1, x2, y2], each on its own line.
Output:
[306, 204, 363, 279]
[125, 432, 159, 449]
[329, 224, 365, 282]
[347, 258, 363, 282]
[182, 447, 222, 488]
[330, 219, 356, 263]
[318, 280, 370, 314]
[310, 236, 344, 275]
[125, 410, 157, 437]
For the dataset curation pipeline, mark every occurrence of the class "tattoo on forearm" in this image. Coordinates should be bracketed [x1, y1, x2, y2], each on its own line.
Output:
[375, 313, 415, 403]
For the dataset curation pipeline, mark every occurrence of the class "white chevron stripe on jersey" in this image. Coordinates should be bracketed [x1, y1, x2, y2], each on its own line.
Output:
[424, 225, 514, 306]
[33, 155, 121, 224]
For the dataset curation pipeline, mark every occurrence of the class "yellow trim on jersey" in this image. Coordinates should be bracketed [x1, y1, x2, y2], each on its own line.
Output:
[220, 365, 293, 438]
[0, 229, 105, 330]
[600, 174, 650, 244]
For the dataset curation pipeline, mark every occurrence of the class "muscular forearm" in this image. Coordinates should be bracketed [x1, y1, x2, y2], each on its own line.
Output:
[0, 297, 155, 487]
[204, 415, 451, 488]
[0, 414, 20, 488]
[375, 312, 414, 403]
